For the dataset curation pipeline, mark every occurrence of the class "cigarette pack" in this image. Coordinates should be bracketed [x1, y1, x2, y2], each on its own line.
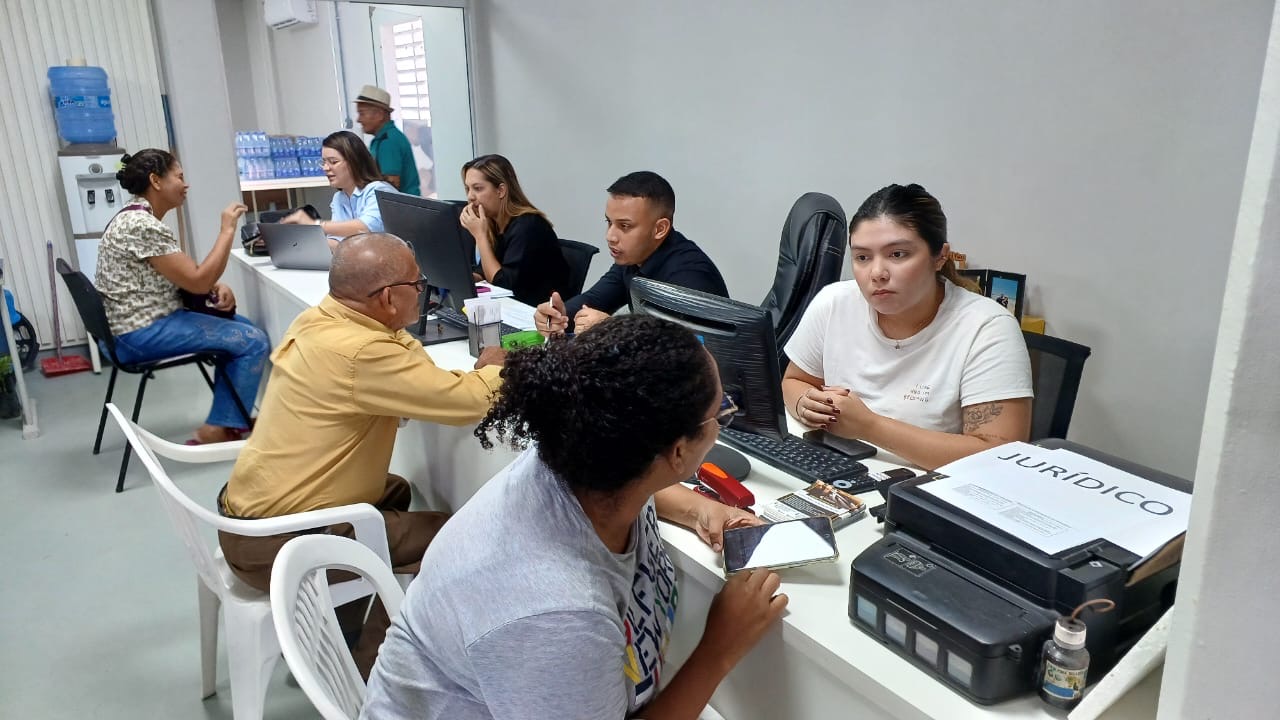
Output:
[758, 480, 867, 529]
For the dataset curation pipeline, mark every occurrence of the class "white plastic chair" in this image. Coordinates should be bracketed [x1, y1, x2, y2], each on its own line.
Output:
[270, 534, 407, 720]
[105, 403, 394, 720]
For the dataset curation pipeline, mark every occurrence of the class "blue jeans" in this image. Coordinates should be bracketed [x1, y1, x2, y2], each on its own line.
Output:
[113, 311, 269, 428]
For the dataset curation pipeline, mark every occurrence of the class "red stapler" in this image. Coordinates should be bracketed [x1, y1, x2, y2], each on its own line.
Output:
[696, 462, 755, 509]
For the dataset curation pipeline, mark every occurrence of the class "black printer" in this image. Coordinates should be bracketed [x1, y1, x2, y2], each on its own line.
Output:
[849, 440, 1187, 705]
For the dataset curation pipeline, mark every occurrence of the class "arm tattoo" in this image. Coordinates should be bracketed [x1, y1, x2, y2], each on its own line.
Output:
[963, 402, 1005, 434]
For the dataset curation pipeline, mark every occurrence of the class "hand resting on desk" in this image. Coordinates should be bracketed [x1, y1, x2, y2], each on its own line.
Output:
[657, 483, 761, 553]
[474, 346, 506, 370]
[792, 385, 851, 430]
[572, 305, 609, 334]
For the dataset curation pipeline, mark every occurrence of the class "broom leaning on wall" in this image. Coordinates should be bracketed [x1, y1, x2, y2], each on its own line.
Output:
[41, 240, 92, 377]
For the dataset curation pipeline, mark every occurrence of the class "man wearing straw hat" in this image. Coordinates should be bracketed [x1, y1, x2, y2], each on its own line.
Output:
[355, 84, 421, 196]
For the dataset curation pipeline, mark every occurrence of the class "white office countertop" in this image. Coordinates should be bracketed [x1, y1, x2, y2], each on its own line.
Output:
[225, 249, 1160, 720]
[659, 439, 1159, 719]
[239, 176, 332, 192]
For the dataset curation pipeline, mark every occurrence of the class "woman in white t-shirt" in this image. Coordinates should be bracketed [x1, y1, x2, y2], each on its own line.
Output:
[783, 183, 1032, 470]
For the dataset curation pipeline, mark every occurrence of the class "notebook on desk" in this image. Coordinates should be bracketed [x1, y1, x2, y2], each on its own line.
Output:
[260, 223, 332, 271]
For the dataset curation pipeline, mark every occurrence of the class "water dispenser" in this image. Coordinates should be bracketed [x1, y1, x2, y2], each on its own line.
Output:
[58, 146, 126, 278]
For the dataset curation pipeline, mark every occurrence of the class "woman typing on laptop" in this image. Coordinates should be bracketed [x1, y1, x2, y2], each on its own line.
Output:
[95, 149, 269, 444]
[282, 130, 394, 244]
[783, 183, 1033, 470]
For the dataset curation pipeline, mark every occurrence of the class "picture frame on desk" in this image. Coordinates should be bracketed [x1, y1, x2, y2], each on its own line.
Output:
[957, 269, 1026, 321]
[986, 270, 1026, 321]
[958, 268, 989, 295]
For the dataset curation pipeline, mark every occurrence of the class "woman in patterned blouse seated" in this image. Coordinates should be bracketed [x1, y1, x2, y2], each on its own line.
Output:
[363, 315, 788, 720]
[96, 149, 269, 444]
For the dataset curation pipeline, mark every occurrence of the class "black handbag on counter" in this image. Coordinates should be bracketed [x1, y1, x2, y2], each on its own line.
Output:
[243, 204, 322, 256]
[241, 222, 268, 256]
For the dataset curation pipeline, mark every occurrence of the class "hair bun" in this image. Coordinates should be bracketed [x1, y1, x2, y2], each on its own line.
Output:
[119, 153, 133, 165]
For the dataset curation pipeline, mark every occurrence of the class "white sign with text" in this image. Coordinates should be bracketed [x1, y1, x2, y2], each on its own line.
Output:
[923, 443, 1191, 559]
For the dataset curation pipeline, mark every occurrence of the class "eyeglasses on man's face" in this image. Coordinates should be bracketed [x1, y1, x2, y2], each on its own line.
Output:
[367, 274, 428, 298]
[702, 394, 740, 431]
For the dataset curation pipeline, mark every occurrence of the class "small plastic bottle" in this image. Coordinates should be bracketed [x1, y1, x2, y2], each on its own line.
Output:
[1038, 616, 1090, 709]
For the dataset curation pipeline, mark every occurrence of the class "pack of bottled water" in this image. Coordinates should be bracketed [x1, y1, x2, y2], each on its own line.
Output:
[297, 136, 325, 176]
[273, 156, 302, 179]
[296, 136, 323, 157]
[235, 130, 275, 180]
[269, 135, 296, 159]
[237, 132, 329, 181]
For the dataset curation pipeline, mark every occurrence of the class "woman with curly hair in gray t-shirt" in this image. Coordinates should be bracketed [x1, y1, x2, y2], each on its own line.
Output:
[363, 314, 788, 720]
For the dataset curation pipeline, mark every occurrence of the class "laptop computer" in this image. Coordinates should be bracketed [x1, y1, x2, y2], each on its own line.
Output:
[260, 223, 332, 271]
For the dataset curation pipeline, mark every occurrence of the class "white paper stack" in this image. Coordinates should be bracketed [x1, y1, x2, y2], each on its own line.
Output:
[923, 443, 1191, 563]
[475, 281, 514, 299]
[462, 297, 501, 326]
[501, 303, 538, 331]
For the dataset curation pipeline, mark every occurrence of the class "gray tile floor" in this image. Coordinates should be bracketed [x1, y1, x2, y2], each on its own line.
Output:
[0, 364, 317, 719]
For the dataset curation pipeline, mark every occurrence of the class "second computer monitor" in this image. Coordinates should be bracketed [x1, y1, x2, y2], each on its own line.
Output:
[630, 277, 788, 439]
[377, 190, 475, 311]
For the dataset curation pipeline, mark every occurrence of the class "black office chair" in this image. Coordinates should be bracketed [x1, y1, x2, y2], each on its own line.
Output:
[558, 238, 600, 298]
[55, 259, 252, 492]
[1024, 331, 1092, 441]
[760, 193, 847, 364]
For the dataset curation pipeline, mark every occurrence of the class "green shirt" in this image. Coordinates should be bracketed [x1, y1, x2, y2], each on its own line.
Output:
[369, 121, 421, 196]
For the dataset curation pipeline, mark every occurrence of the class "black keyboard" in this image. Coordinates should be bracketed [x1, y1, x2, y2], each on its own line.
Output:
[431, 305, 523, 337]
[719, 426, 872, 490]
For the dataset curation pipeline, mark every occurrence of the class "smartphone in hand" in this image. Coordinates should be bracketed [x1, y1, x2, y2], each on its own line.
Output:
[722, 516, 838, 575]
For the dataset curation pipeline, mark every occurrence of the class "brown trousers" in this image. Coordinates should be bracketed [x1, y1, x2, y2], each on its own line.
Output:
[218, 475, 448, 679]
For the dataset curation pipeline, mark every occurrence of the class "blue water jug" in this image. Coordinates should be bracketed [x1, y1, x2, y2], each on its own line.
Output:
[48, 65, 116, 144]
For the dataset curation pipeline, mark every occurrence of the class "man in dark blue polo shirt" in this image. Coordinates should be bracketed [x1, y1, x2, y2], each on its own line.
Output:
[354, 84, 421, 196]
[535, 171, 728, 334]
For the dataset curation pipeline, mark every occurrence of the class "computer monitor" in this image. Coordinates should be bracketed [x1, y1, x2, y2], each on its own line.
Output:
[376, 190, 476, 312]
[630, 278, 787, 439]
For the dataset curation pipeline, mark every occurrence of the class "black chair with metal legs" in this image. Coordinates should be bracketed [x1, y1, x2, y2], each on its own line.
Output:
[1023, 331, 1092, 441]
[55, 259, 252, 492]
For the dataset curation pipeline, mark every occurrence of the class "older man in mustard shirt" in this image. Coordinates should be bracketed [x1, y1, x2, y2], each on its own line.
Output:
[218, 232, 504, 677]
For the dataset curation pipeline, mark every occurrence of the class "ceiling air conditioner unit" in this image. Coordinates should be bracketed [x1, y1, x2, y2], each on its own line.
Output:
[265, 0, 318, 30]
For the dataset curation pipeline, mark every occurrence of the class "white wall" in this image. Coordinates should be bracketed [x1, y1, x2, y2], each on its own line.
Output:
[215, 0, 258, 131]
[263, 1, 347, 135]
[152, 0, 242, 259]
[1160, 3, 1280, 714]
[0, 0, 169, 346]
[413, 5, 472, 201]
[236, 0, 348, 211]
[242, 0, 281, 132]
[468, 0, 1272, 477]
